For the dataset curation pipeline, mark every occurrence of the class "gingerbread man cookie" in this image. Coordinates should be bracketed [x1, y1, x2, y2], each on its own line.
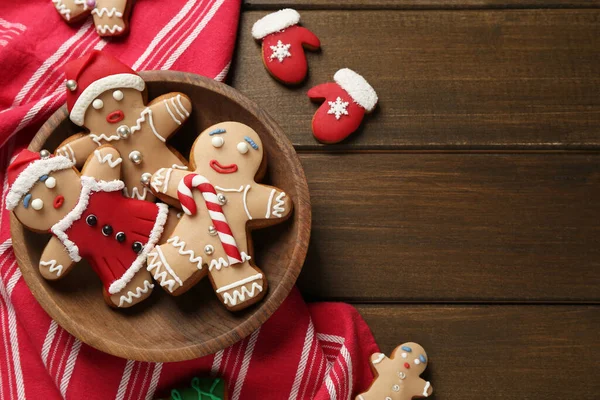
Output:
[147, 122, 293, 311]
[7, 147, 168, 308]
[55, 51, 190, 204]
[357, 342, 433, 400]
[52, 0, 134, 37]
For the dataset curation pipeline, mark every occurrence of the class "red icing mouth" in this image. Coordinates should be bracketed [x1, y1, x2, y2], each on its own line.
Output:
[53, 195, 64, 209]
[106, 110, 125, 124]
[210, 160, 238, 174]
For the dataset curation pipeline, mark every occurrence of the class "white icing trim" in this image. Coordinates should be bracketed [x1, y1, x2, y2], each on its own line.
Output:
[252, 9, 300, 40]
[215, 185, 244, 192]
[94, 149, 122, 168]
[73, 0, 89, 10]
[70, 73, 145, 126]
[91, 7, 123, 18]
[208, 252, 251, 271]
[272, 191, 286, 218]
[96, 24, 124, 35]
[423, 381, 431, 397]
[90, 133, 120, 146]
[6, 155, 74, 210]
[164, 99, 181, 125]
[333, 68, 378, 112]
[147, 245, 183, 292]
[175, 95, 190, 117]
[216, 273, 263, 294]
[243, 185, 252, 220]
[51, 177, 124, 262]
[118, 280, 154, 307]
[108, 202, 168, 294]
[167, 236, 203, 269]
[170, 98, 186, 120]
[122, 186, 147, 200]
[220, 282, 263, 306]
[372, 353, 385, 365]
[52, 0, 71, 20]
[56, 144, 76, 164]
[151, 168, 169, 193]
[40, 260, 64, 277]
[265, 189, 275, 219]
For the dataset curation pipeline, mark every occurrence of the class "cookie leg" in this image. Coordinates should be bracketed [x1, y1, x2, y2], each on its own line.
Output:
[92, 0, 132, 37]
[106, 269, 154, 308]
[52, 0, 92, 23]
[209, 261, 268, 311]
[147, 241, 207, 296]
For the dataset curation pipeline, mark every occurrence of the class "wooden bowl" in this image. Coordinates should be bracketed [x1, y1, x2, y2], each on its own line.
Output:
[10, 71, 311, 362]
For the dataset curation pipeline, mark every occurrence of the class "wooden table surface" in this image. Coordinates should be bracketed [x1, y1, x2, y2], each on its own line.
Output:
[230, 1, 600, 398]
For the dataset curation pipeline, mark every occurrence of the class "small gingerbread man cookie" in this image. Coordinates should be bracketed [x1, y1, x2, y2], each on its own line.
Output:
[357, 342, 433, 400]
[55, 51, 190, 204]
[52, 0, 134, 37]
[147, 121, 293, 311]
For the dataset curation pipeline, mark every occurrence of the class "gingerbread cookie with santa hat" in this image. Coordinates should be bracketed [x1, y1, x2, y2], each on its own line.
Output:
[147, 122, 293, 311]
[7, 147, 168, 308]
[52, 0, 134, 37]
[252, 9, 320, 85]
[55, 51, 191, 205]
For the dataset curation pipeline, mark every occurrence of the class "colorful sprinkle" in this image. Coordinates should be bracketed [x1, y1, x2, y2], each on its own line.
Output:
[419, 355, 427, 363]
[401, 346, 412, 352]
[39, 175, 49, 182]
[209, 128, 226, 136]
[403, 362, 410, 369]
[244, 136, 259, 150]
[23, 194, 32, 208]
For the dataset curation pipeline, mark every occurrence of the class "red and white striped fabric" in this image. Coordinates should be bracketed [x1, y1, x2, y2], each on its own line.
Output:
[178, 173, 243, 265]
[0, 1, 380, 398]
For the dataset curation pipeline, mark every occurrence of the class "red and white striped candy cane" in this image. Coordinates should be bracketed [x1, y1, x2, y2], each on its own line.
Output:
[177, 173, 243, 265]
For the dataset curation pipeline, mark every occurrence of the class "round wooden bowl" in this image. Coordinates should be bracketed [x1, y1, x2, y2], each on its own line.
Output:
[10, 71, 311, 362]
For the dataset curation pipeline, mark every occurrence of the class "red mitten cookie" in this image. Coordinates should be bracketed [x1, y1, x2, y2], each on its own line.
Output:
[357, 342, 433, 400]
[252, 9, 320, 85]
[308, 68, 378, 144]
[7, 148, 167, 308]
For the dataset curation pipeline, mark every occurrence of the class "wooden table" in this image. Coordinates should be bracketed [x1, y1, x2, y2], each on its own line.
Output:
[230, 1, 600, 398]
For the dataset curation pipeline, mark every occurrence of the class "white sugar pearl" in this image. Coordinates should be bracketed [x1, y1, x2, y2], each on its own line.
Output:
[44, 176, 56, 189]
[92, 99, 104, 110]
[401, 353, 408, 358]
[414, 359, 421, 365]
[237, 142, 249, 154]
[112, 90, 124, 101]
[31, 198, 43, 210]
[212, 136, 224, 148]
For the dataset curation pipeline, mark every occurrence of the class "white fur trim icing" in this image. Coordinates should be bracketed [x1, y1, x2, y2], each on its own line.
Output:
[252, 9, 300, 40]
[69, 73, 145, 126]
[6, 155, 74, 210]
[108, 202, 168, 294]
[333, 68, 378, 112]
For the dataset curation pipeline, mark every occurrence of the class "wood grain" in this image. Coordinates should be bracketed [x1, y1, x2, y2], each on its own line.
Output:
[293, 152, 600, 301]
[12, 71, 311, 362]
[356, 304, 600, 399]
[231, 10, 600, 149]
[244, 0, 600, 9]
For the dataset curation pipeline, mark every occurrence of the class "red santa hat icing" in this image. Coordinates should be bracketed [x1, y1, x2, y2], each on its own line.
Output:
[251, 8, 300, 39]
[65, 50, 145, 126]
[6, 150, 74, 211]
[333, 68, 378, 112]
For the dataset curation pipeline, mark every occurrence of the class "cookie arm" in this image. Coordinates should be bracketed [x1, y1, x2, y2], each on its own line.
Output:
[246, 184, 292, 221]
[146, 93, 192, 142]
[55, 133, 98, 169]
[150, 168, 189, 201]
[39, 236, 76, 280]
[81, 146, 123, 181]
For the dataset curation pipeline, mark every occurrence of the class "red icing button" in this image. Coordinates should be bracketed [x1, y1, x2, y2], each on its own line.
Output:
[404, 362, 410, 369]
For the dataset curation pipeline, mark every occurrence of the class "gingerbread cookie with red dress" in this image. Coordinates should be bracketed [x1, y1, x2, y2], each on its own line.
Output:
[357, 342, 433, 400]
[55, 51, 191, 205]
[7, 147, 167, 308]
[147, 122, 293, 311]
[52, 0, 134, 37]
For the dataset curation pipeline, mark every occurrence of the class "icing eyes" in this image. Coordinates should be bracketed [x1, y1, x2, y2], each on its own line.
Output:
[401, 352, 408, 358]
[92, 99, 104, 110]
[113, 90, 124, 101]
[237, 142, 249, 154]
[31, 198, 43, 211]
[44, 176, 56, 189]
[212, 136, 224, 148]
[414, 359, 421, 365]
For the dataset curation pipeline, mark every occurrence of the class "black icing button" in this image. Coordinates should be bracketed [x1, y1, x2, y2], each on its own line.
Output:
[86, 214, 97, 226]
[116, 232, 126, 243]
[132, 241, 143, 253]
[102, 225, 113, 236]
